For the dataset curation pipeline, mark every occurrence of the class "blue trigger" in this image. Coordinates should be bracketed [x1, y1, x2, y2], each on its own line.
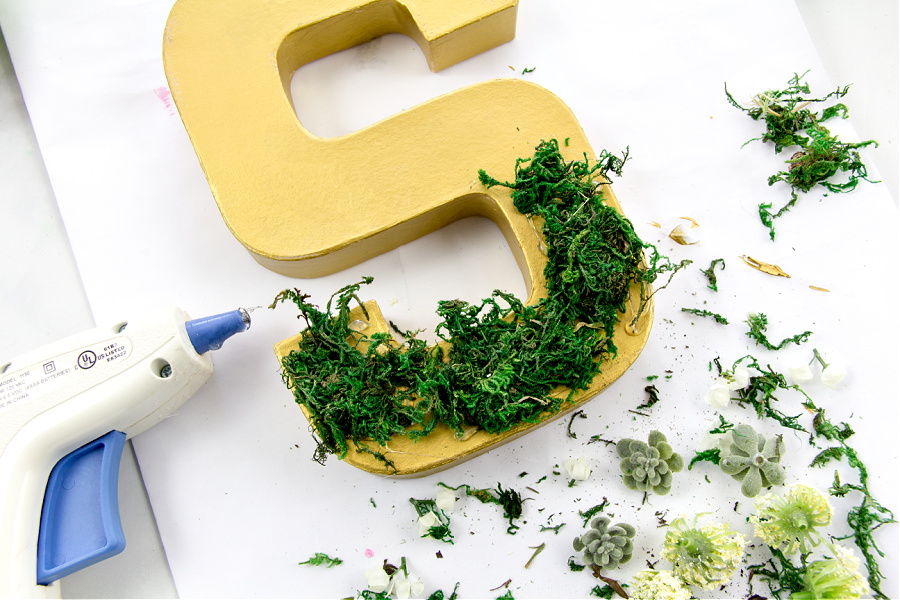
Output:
[36, 431, 127, 585]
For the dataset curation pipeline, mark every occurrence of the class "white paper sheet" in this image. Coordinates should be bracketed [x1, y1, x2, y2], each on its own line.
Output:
[2, 0, 897, 597]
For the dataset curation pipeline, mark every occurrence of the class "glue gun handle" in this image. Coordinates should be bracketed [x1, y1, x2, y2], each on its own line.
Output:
[36, 431, 128, 585]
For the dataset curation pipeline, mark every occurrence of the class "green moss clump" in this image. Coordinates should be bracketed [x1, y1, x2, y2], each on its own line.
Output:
[274, 140, 686, 466]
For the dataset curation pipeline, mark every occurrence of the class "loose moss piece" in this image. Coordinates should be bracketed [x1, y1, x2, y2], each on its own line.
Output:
[580, 500, 609, 527]
[298, 552, 343, 567]
[636, 385, 660, 411]
[426, 583, 461, 600]
[567, 410, 587, 439]
[681, 307, 729, 325]
[726, 72, 878, 240]
[438, 482, 523, 534]
[700, 258, 725, 292]
[709, 415, 735, 435]
[802, 403, 896, 599]
[688, 448, 721, 471]
[745, 313, 812, 350]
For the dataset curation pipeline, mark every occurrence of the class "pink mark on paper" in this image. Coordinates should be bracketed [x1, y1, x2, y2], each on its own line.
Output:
[364, 548, 375, 558]
[154, 86, 176, 116]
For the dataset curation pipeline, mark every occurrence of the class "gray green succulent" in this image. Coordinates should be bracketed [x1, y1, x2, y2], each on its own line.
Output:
[719, 423, 786, 498]
[617, 430, 684, 495]
[572, 516, 636, 570]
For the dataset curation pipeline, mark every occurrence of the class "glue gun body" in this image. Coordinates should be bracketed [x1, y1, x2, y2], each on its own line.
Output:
[0, 307, 248, 598]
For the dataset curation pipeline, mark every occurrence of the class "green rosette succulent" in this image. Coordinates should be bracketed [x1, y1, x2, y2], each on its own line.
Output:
[719, 423, 785, 497]
[617, 431, 684, 495]
[572, 516, 636, 570]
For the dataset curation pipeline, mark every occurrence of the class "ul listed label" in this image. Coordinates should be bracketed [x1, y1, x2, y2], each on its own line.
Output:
[78, 351, 98, 369]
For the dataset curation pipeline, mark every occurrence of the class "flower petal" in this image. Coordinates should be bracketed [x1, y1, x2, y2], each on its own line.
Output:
[720, 455, 750, 476]
[705, 382, 731, 408]
[616, 439, 635, 458]
[417, 511, 440, 536]
[590, 516, 611, 533]
[761, 461, 785, 486]
[730, 424, 759, 455]
[365, 565, 390, 593]
[741, 465, 763, 497]
[729, 366, 751, 390]
[435, 488, 457, 513]
[667, 453, 685, 473]
[656, 441, 674, 461]
[821, 364, 847, 388]
[648, 430, 667, 447]
[565, 456, 592, 480]
[789, 364, 813, 384]
[762, 434, 784, 460]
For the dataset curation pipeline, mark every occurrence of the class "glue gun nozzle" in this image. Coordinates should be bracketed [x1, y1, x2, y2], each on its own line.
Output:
[185, 309, 251, 355]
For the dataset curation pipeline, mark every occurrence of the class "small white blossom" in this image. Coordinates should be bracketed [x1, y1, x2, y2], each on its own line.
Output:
[364, 562, 425, 599]
[699, 432, 732, 456]
[564, 456, 592, 480]
[789, 363, 814, 384]
[705, 381, 731, 408]
[389, 572, 424, 599]
[365, 564, 391, 593]
[435, 488, 457, 513]
[821, 363, 847, 388]
[417, 511, 440, 536]
[727, 366, 750, 391]
[665, 217, 702, 245]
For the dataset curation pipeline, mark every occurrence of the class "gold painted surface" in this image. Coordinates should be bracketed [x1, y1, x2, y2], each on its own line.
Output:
[166, 0, 654, 475]
[274, 275, 653, 478]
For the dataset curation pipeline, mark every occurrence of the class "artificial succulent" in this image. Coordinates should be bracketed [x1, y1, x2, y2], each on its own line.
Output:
[719, 423, 785, 497]
[617, 430, 684, 495]
[663, 514, 746, 590]
[572, 516, 636, 570]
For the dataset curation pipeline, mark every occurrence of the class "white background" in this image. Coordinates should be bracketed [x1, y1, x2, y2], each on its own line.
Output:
[1, 0, 897, 597]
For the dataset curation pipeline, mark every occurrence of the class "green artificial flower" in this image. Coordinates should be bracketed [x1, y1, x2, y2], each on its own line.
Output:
[752, 484, 832, 555]
[572, 516, 636, 570]
[617, 431, 684, 495]
[628, 569, 692, 600]
[719, 423, 785, 497]
[791, 544, 869, 599]
[663, 514, 745, 590]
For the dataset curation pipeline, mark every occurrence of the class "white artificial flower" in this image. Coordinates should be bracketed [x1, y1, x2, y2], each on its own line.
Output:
[665, 217, 702, 245]
[564, 456, 592, 480]
[417, 511, 440, 536]
[727, 366, 750, 391]
[789, 363, 814, 384]
[821, 363, 847, 388]
[389, 572, 425, 599]
[365, 564, 391, 593]
[705, 381, 731, 409]
[435, 488, 457, 513]
[699, 432, 732, 456]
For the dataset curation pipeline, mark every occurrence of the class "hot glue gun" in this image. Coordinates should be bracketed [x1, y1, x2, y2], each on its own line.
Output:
[0, 307, 250, 598]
